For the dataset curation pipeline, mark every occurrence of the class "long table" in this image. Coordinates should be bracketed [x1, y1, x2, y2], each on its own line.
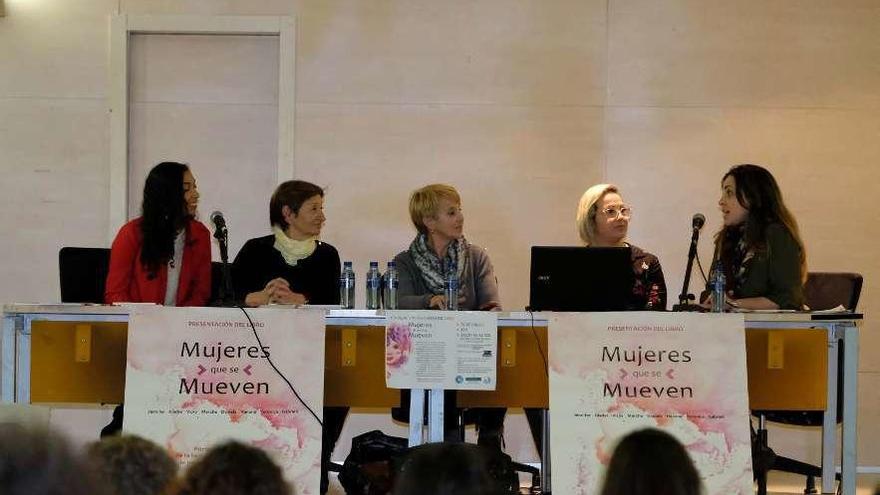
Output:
[0, 305, 861, 495]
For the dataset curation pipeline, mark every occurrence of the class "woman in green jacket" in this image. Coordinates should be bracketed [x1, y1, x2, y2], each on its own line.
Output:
[706, 164, 806, 310]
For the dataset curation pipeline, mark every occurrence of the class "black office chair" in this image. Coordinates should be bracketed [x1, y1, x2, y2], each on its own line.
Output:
[752, 272, 863, 495]
[58, 247, 111, 303]
[209, 261, 223, 304]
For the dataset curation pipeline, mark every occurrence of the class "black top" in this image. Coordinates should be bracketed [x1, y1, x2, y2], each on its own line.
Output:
[232, 235, 341, 305]
[630, 244, 667, 310]
[706, 223, 805, 309]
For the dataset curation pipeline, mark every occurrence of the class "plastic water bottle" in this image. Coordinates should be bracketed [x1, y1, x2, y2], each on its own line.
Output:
[444, 259, 459, 311]
[340, 261, 355, 309]
[365, 261, 381, 310]
[711, 261, 726, 313]
[383, 261, 399, 310]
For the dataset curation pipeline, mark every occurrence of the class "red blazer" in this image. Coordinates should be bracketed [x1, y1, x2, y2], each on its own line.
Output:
[105, 217, 212, 306]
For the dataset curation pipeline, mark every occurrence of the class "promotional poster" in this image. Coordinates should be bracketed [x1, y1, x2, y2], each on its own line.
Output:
[549, 312, 752, 494]
[123, 307, 325, 494]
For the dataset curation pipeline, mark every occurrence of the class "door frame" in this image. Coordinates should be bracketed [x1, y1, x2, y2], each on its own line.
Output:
[108, 14, 296, 241]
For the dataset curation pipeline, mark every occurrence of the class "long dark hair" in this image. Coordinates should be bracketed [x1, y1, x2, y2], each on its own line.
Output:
[600, 428, 702, 495]
[140, 162, 191, 277]
[715, 164, 806, 282]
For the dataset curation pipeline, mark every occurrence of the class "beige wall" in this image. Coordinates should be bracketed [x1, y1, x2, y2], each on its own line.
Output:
[1, 0, 877, 470]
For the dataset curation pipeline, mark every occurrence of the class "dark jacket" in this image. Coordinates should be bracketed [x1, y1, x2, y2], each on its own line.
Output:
[232, 235, 341, 305]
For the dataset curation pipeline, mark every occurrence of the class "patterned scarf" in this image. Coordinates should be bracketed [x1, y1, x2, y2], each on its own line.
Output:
[729, 225, 754, 294]
[272, 226, 317, 266]
[407, 234, 469, 295]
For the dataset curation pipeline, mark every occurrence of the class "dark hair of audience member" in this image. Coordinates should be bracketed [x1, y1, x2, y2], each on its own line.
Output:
[600, 428, 702, 495]
[140, 161, 191, 277]
[393, 442, 512, 495]
[87, 435, 178, 495]
[176, 440, 291, 495]
[0, 424, 103, 495]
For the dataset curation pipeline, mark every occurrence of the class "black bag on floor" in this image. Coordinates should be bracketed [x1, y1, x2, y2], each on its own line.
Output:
[338, 430, 409, 495]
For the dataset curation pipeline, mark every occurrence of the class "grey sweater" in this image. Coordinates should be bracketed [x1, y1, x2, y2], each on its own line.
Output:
[393, 244, 501, 310]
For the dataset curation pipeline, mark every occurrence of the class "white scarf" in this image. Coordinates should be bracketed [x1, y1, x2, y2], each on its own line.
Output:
[272, 226, 317, 266]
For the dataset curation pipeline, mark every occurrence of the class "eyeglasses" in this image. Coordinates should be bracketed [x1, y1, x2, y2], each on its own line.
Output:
[600, 205, 632, 219]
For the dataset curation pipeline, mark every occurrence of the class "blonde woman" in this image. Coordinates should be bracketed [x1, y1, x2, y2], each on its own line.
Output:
[394, 184, 501, 311]
[576, 184, 667, 310]
[392, 183, 504, 450]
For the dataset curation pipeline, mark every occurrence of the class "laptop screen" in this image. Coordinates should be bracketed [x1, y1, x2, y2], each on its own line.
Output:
[528, 246, 635, 312]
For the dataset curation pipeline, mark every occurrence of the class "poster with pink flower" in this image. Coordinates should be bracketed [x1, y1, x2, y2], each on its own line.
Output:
[385, 311, 497, 390]
[123, 307, 325, 495]
[549, 312, 752, 495]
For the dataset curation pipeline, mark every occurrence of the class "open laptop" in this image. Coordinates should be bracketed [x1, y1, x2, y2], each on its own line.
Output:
[528, 246, 635, 311]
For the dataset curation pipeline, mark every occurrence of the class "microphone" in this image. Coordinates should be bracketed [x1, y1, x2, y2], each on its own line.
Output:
[210, 211, 227, 239]
[692, 213, 706, 231]
[209, 211, 236, 306]
[675, 213, 706, 310]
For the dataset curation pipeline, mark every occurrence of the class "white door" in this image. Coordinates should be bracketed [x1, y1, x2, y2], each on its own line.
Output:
[127, 33, 280, 260]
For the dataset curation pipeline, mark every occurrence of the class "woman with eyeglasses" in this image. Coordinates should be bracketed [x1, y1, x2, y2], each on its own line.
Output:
[576, 183, 667, 310]
[703, 164, 806, 310]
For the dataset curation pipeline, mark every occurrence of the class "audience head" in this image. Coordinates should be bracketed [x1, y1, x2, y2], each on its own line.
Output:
[577, 184, 630, 247]
[408, 184, 463, 238]
[176, 440, 290, 495]
[87, 435, 177, 495]
[599, 428, 702, 495]
[140, 161, 197, 275]
[0, 423, 101, 495]
[393, 442, 515, 495]
[269, 180, 326, 240]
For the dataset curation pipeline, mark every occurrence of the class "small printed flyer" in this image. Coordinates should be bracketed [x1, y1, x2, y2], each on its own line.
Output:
[123, 306, 325, 495]
[385, 310, 497, 390]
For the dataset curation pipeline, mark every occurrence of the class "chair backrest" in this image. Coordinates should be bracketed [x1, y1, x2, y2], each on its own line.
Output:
[751, 271, 863, 425]
[59, 247, 111, 303]
[210, 261, 224, 304]
[804, 272, 863, 311]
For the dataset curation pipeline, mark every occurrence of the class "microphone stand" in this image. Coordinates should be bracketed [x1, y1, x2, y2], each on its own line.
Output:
[213, 227, 236, 307]
[673, 226, 703, 312]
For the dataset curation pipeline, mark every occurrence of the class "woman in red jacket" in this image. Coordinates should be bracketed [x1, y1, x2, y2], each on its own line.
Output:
[105, 162, 211, 306]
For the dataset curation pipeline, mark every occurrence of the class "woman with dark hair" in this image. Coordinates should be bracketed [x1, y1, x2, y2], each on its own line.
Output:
[105, 161, 211, 306]
[232, 179, 342, 495]
[232, 180, 341, 306]
[176, 441, 291, 495]
[704, 164, 806, 310]
[599, 428, 702, 495]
